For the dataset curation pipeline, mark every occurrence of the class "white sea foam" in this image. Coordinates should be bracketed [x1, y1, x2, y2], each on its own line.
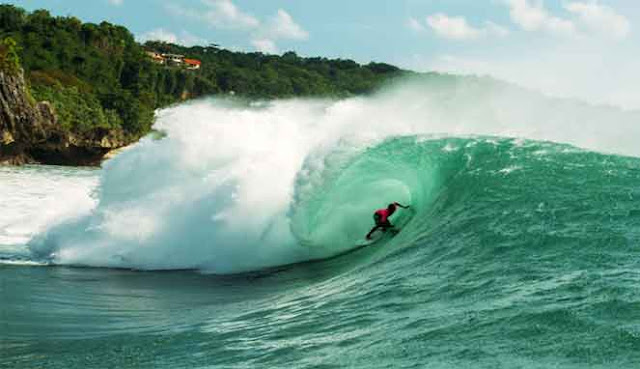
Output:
[25, 78, 640, 273]
[0, 166, 97, 257]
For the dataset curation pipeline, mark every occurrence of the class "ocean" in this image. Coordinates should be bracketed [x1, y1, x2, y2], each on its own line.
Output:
[2, 78, 640, 368]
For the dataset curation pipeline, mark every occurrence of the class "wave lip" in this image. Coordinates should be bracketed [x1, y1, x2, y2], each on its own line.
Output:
[27, 78, 640, 273]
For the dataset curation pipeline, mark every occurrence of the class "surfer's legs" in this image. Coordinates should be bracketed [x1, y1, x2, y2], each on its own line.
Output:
[366, 225, 382, 239]
[367, 221, 394, 239]
[382, 224, 397, 233]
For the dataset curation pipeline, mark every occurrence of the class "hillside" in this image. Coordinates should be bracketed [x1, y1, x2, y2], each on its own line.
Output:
[0, 4, 408, 166]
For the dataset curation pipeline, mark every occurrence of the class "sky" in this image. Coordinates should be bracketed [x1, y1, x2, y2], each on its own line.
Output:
[8, 0, 640, 109]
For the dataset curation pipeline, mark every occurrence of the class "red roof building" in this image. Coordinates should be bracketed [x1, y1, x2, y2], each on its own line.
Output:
[184, 59, 201, 70]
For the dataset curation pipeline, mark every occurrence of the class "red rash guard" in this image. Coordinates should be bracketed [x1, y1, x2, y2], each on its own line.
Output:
[375, 209, 390, 223]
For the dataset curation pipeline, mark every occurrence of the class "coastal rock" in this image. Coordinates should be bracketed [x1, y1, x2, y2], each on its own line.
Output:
[0, 68, 127, 166]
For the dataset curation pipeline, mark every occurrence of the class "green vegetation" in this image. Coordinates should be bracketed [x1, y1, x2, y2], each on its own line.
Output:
[0, 4, 407, 140]
[144, 42, 406, 99]
[0, 36, 21, 73]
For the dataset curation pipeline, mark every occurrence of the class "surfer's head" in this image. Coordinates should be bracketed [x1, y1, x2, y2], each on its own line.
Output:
[387, 203, 397, 211]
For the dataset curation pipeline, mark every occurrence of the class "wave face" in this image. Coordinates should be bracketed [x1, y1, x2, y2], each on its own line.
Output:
[28, 77, 640, 273]
[7, 76, 640, 368]
[7, 135, 640, 368]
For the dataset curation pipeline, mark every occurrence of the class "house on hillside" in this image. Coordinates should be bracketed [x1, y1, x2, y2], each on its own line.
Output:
[162, 53, 184, 66]
[184, 58, 201, 70]
[145, 51, 165, 64]
[144, 50, 202, 70]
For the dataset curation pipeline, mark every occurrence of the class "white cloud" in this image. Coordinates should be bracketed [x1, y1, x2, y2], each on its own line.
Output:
[485, 21, 510, 38]
[407, 17, 426, 32]
[139, 28, 178, 44]
[427, 13, 483, 40]
[507, 0, 549, 31]
[201, 0, 260, 30]
[419, 14, 509, 41]
[249, 9, 308, 53]
[251, 38, 278, 54]
[565, 2, 631, 40]
[137, 28, 205, 46]
[167, 0, 259, 31]
[506, 0, 631, 40]
[402, 2, 639, 110]
[166, 1, 308, 53]
[178, 32, 207, 47]
[507, 0, 576, 36]
[107, 0, 123, 5]
[265, 9, 309, 40]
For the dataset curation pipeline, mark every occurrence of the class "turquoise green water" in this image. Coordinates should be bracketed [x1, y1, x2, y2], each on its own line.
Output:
[3, 137, 640, 368]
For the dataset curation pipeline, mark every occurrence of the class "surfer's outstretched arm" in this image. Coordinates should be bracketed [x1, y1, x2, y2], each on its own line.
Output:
[394, 202, 410, 209]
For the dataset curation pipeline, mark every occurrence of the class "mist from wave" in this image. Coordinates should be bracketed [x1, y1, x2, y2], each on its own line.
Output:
[25, 76, 640, 273]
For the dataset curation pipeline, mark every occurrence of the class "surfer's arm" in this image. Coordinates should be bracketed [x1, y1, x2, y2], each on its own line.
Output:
[394, 202, 410, 209]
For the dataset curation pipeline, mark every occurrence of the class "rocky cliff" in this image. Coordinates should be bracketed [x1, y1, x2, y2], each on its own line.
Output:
[0, 68, 126, 166]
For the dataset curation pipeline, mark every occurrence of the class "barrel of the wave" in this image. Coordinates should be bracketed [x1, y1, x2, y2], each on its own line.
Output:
[290, 137, 448, 258]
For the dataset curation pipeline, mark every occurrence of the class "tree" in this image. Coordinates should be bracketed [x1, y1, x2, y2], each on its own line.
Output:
[1, 4, 409, 141]
[0, 4, 25, 31]
[0, 37, 21, 73]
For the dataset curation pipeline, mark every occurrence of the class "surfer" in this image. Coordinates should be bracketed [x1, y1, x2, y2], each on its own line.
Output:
[366, 202, 410, 240]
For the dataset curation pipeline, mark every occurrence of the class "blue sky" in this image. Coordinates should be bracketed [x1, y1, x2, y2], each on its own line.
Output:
[9, 0, 640, 108]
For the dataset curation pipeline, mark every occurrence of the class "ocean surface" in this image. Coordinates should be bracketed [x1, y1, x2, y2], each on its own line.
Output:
[2, 79, 640, 368]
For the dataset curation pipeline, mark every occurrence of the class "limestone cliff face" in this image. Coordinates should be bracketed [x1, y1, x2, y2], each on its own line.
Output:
[0, 68, 55, 164]
[0, 68, 127, 166]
